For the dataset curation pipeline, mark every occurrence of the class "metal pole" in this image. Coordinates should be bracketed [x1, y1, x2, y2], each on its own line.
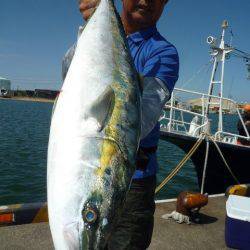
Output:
[218, 50, 226, 133]
[168, 92, 174, 131]
[206, 59, 218, 116]
[218, 21, 228, 133]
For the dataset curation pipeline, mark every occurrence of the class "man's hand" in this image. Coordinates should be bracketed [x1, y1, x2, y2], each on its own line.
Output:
[79, 0, 100, 21]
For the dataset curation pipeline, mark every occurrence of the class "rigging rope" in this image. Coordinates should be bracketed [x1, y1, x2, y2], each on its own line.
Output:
[200, 137, 210, 194]
[155, 134, 205, 194]
[155, 133, 240, 194]
[180, 60, 212, 89]
[209, 135, 240, 184]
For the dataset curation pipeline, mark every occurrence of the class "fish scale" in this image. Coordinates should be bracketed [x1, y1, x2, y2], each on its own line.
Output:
[47, 0, 141, 249]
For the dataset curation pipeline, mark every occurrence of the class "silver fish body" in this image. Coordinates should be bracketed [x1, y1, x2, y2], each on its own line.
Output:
[47, 0, 141, 249]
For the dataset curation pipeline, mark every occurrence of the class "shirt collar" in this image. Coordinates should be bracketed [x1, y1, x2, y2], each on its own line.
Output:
[127, 26, 158, 43]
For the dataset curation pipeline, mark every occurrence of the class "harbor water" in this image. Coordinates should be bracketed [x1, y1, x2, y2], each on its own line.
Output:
[0, 99, 239, 205]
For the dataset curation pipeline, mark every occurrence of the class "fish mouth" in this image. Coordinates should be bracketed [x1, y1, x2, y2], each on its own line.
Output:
[82, 232, 106, 250]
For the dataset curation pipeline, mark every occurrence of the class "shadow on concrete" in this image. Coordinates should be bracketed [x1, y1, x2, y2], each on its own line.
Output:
[192, 212, 218, 224]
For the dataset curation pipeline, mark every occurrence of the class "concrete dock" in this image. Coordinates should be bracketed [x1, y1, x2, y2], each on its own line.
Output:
[0, 196, 227, 249]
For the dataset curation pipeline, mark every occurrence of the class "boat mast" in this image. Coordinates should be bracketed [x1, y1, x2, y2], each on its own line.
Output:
[205, 20, 233, 135]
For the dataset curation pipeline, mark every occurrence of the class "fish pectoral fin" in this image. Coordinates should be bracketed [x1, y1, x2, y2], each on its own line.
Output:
[85, 86, 115, 132]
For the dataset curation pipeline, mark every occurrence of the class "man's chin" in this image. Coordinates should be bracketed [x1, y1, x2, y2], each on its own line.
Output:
[130, 12, 153, 27]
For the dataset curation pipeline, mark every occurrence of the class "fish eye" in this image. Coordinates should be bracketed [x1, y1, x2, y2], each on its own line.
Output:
[82, 208, 98, 224]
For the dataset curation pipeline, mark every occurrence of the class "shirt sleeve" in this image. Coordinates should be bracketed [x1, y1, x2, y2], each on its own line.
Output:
[62, 44, 76, 82]
[140, 45, 179, 139]
[62, 27, 84, 82]
[142, 45, 179, 93]
[140, 77, 170, 139]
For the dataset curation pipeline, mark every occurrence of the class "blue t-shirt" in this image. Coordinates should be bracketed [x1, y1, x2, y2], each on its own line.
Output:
[128, 26, 179, 179]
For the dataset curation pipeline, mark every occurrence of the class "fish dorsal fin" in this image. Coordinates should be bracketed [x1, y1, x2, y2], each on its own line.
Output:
[85, 86, 115, 132]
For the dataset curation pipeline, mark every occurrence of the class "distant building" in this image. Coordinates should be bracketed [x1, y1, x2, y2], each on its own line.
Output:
[177, 102, 191, 111]
[34, 89, 59, 99]
[187, 97, 237, 113]
[0, 76, 11, 97]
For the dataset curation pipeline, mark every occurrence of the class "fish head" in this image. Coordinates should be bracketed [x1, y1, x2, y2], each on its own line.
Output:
[60, 190, 114, 250]
[79, 162, 127, 249]
[80, 199, 112, 250]
[52, 137, 130, 250]
[78, 140, 130, 250]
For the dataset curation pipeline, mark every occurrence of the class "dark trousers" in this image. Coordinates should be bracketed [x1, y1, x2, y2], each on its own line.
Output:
[106, 175, 156, 250]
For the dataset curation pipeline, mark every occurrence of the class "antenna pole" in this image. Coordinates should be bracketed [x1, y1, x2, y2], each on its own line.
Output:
[206, 20, 233, 136]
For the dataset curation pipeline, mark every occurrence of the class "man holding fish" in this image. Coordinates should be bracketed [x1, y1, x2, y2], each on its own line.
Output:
[58, 0, 179, 249]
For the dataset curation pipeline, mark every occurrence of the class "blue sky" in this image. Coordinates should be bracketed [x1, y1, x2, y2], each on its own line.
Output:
[1, 0, 250, 102]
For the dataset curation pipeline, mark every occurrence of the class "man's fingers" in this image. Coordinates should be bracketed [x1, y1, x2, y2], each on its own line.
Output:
[79, 0, 99, 20]
[82, 8, 95, 20]
[79, 1, 98, 11]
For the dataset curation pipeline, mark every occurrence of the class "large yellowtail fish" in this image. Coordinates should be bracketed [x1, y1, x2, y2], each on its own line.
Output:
[47, 0, 141, 249]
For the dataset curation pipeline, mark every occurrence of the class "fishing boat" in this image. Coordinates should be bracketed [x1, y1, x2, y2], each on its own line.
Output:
[160, 20, 250, 194]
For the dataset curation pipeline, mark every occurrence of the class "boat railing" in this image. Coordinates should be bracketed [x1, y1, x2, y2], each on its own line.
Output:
[160, 103, 209, 137]
[174, 87, 239, 107]
[160, 87, 249, 144]
[214, 131, 250, 144]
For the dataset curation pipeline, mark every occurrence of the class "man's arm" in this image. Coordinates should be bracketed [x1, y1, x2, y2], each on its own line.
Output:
[140, 45, 179, 139]
[140, 77, 170, 139]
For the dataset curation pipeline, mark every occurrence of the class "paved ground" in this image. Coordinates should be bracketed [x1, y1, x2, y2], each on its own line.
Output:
[0, 223, 53, 250]
[0, 196, 227, 250]
[149, 196, 227, 250]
